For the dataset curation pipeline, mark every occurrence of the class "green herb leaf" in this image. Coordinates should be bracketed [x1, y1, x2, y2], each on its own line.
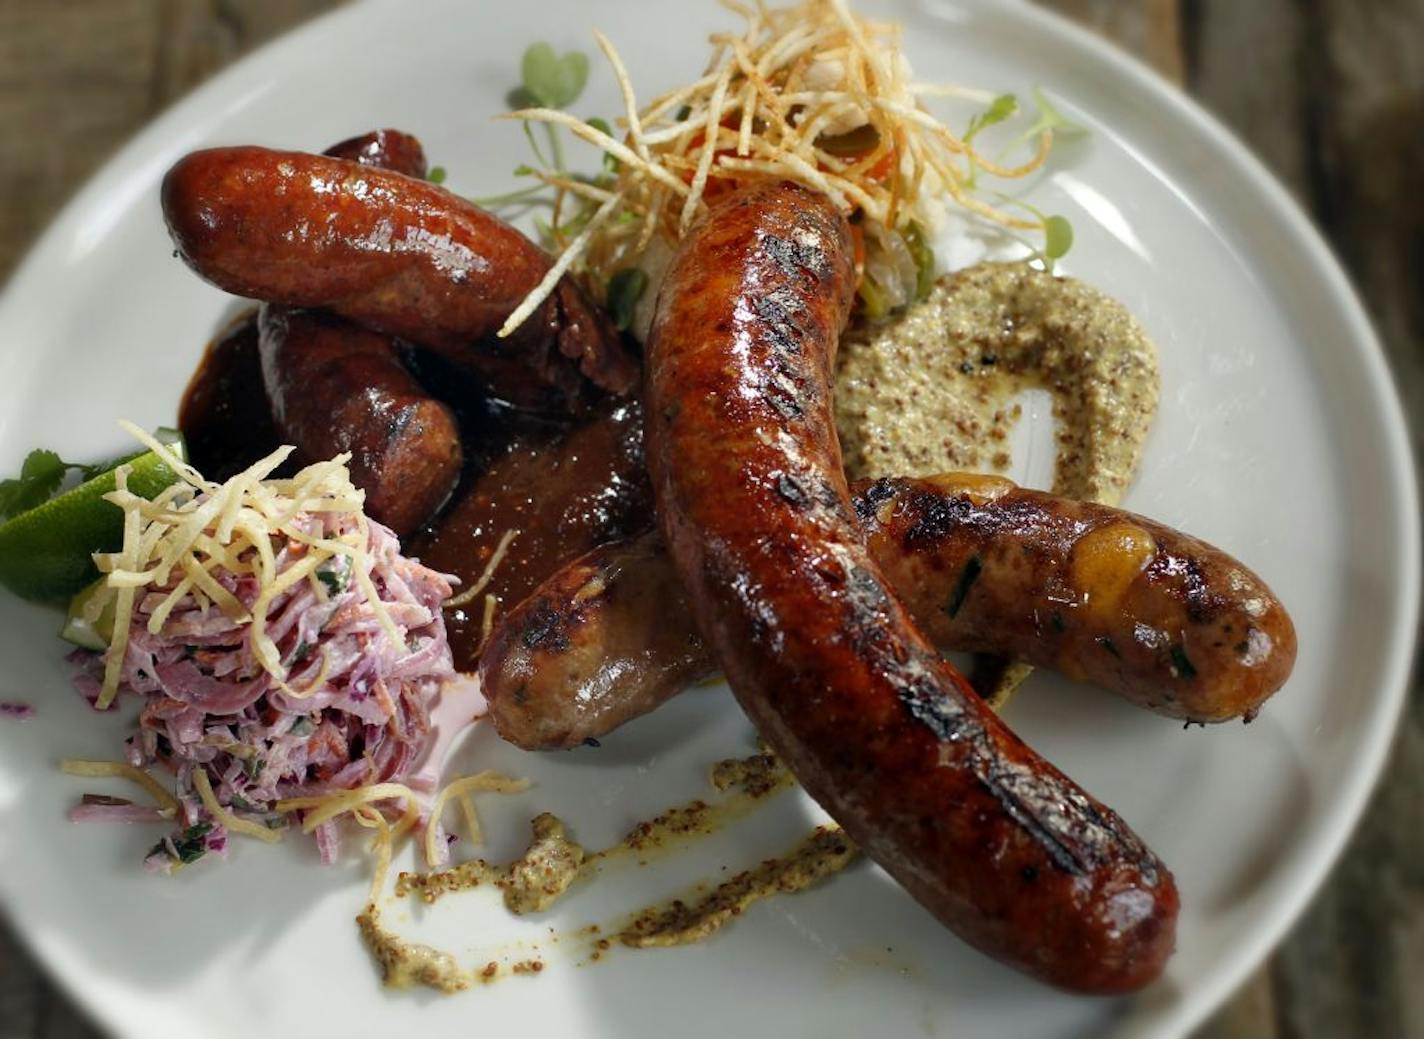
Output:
[1169, 646, 1198, 680]
[945, 555, 983, 619]
[316, 563, 348, 597]
[587, 118, 620, 173]
[1042, 215, 1074, 260]
[521, 42, 590, 109]
[0, 450, 68, 519]
[427, 165, 447, 185]
[965, 93, 1018, 143]
[856, 273, 892, 321]
[606, 268, 649, 331]
[1018, 86, 1088, 145]
[171, 821, 214, 865]
[902, 222, 936, 302]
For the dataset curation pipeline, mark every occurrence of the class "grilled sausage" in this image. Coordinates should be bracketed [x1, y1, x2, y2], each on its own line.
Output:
[161, 145, 637, 412]
[256, 306, 462, 537]
[249, 131, 460, 537]
[643, 180, 1177, 992]
[482, 472, 1296, 749]
[323, 128, 428, 177]
[482, 532, 703, 749]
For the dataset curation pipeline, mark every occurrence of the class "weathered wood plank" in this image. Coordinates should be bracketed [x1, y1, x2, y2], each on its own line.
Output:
[1183, 2, 1424, 1036]
[1041, 0, 1186, 84]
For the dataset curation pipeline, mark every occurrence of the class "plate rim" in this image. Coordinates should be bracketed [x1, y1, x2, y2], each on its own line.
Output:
[0, 2, 1417, 1037]
[994, 2, 1421, 1034]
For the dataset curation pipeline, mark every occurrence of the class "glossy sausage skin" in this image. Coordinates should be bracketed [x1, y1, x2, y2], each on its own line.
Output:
[482, 472, 1296, 749]
[482, 532, 705, 749]
[324, 129, 428, 177]
[257, 306, 462, 537]
[161, 145, 637, 412]
[253, 130, 458, 537]
[644, 180, 1176, 992]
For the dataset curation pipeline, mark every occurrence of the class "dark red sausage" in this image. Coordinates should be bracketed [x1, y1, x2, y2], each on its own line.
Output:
[161, 145, 637, 412]
[643, 181, 1177, 993]
[248, 131, 459, 537]
[257, 306, 461, 537]
[323, 129, 427, 178]
[481, 473, 1296, 750]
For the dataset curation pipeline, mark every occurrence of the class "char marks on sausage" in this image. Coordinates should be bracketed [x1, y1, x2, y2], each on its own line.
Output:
[480, 474, 1296, 749]
[643, 180, 1177, 993]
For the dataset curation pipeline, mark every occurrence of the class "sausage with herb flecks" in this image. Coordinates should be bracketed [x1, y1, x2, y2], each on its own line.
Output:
[482, 472, 1296, 750]
[642, 179, 1177, 993]
[162, 145, 637, 413]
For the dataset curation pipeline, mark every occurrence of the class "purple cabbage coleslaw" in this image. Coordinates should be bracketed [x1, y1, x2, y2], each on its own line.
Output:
[72, 507, 463, 873]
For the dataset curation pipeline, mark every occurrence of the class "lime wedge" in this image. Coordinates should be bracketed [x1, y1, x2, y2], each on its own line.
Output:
[60, 577, 116, 650]
[0, 437, 187, 603]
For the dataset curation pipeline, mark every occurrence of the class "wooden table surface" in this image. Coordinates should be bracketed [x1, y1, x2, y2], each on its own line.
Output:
[0, 2, 1419, 1037]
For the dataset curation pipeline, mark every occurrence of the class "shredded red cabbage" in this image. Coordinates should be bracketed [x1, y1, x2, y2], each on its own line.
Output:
[72, 511, 466, 870]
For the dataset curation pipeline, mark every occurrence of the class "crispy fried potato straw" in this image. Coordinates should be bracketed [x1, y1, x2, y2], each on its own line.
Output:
[499, 0, 1061, 331]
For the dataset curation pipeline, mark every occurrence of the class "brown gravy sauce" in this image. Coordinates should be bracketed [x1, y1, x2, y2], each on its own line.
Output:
[180, 329, 652, 675]
[177, 311, 284, 482]
[407, 398, 651, 672]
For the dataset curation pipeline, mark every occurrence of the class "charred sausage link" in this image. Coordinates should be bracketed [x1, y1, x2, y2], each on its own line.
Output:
[256, 307, 462, 537]
[643, 180, 1177, 992]
[162, 145, 637, 412]
[482, 473, 1296, 749]
[482, 532, 704, 749]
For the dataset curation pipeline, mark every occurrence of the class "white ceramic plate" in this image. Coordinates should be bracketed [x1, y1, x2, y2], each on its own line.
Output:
[0, 1, 1416, 1037]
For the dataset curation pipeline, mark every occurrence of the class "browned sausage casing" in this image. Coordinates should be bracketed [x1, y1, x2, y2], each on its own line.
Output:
[482, 472, 1296, 749]
[323, 128, 428, 177]
[162, 145, 637, 412]
[644, 180, 1177, 992]
[257, 307, 462, 537]
[250, 131, 460, 538]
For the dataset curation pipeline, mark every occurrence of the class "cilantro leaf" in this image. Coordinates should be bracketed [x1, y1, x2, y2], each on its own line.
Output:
[522, 43, 590, 109]
[171, 821, 214, 865]
[0, 450, 68, 519]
